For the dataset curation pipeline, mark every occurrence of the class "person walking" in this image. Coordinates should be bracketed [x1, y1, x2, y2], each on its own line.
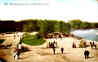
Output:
[84, 50, 90, 59]
[61, 47, 64, 54]
[53, 47, 55, 55]
[52, 43, 56, 55]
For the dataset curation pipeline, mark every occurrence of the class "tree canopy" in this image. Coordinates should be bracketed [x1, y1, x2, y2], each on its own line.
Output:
[0, 19, 98, 35]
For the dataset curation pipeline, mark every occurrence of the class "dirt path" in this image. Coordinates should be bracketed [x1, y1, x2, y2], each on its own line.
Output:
[14, 46, 98, 62]
[1, 33, 98, 62]
[14, 37, 98, 62]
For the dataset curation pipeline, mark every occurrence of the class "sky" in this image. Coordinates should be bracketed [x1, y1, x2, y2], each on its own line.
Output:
[0, 0, 98, 22]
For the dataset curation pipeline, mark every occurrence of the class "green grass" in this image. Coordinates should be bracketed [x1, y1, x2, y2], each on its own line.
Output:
[21, 33, 45, 46]
[0, 39, 5, 44]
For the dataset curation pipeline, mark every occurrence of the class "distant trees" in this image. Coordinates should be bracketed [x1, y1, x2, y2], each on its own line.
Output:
[59, 21, 71, 33]
[0, 19, 98, 34]
[69, 19, 98, 30]
[15, 19, 71, 36]
[93, 23, 98, 28]
[0, 21, 16, 32]
[69, 19, 82, 29]
[20, 19, 39, 32]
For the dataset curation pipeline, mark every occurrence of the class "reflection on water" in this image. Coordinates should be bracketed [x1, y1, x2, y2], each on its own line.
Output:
[71, 29, 98, 41]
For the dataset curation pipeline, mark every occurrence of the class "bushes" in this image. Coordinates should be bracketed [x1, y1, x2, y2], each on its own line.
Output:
[0, 39, 5, 44]
[21, 33, 45, 46]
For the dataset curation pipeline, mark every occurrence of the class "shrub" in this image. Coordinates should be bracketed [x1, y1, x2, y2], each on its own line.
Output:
[21, 33, 45, 46]
[0, 39, 5, 44]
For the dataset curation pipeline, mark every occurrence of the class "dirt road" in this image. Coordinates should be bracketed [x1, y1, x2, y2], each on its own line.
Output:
[1, 33, 98, 62]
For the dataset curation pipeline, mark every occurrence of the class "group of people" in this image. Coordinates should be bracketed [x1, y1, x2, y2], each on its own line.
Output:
[13, 39, 97, 60]
[90, 41, 97, 48]
[49, 39, 98, 60]
[48, 41, 57, 48]
[72, 41, 97, 60]
[84, 41, 97, 59]
[48, 41, 64, 54]
[72, 41, 90, 59]
[72, 41, 87, 48]
[81, 41, 97, 59]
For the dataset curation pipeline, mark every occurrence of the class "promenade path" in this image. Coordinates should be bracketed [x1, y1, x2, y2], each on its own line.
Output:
[1, 33, 98, 62]
[15, 37, 98, 62]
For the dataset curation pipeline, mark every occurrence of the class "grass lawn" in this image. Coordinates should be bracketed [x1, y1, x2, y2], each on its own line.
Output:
[21, 33, 46, 46]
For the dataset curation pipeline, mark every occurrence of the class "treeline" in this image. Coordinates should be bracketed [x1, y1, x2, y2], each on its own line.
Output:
[16, 19, 71, 36]
[0, 21, 16, 32]
[69, 19, 98, 29]
[0, 19, 98, 34]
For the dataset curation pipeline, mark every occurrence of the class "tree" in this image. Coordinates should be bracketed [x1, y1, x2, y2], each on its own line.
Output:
[69, 19, 82, 29]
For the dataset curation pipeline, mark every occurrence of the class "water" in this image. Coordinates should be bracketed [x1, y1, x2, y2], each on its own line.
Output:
[71, 29, 98, 41]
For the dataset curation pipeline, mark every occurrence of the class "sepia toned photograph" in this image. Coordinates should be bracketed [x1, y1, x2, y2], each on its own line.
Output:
[0, 0, 98, 62]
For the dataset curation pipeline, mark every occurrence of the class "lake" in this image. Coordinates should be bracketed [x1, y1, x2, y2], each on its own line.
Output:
[71, 29, 98, 41]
